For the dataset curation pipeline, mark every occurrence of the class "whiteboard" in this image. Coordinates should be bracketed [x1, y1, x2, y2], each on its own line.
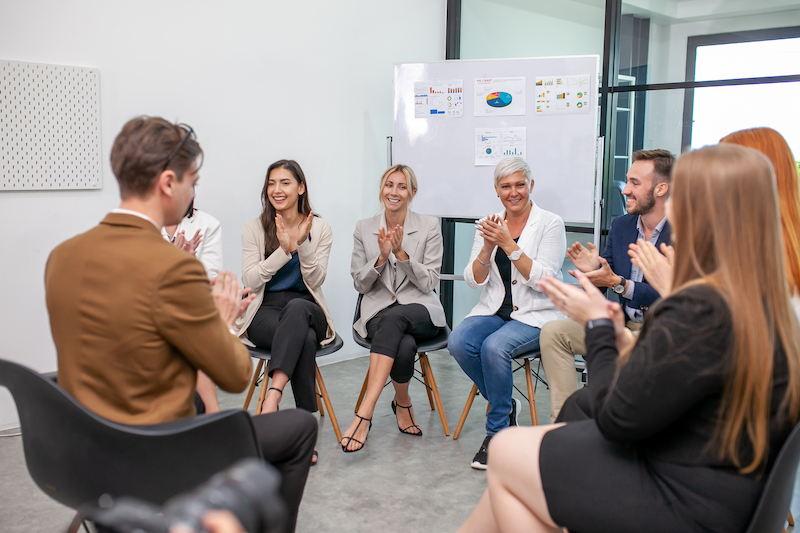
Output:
[393, 56, 599, 223]
[0, 60, 102, 190]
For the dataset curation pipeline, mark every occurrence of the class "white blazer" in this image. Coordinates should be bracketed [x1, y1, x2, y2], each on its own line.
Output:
[351, 211, 447, 338]
[161, 209, 223, 279]
[464, 200, 566, 328]
[234, 216, 336, 346]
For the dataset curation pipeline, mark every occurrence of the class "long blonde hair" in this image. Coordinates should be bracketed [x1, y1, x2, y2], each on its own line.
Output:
[669, 144, 800, 473]
[720, 127, 800, 294]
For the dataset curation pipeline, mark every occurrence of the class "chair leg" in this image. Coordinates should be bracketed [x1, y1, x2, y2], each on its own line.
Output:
[255, 362, 271, 415]
[788, 510, 794, 526]
[355, 366, 370, 413]
[315, 379, 325, 416]
[454, 384, 480, 440]
[420, 353, 450, 436]
[419, 353, 436, 410]
[243, 359, 265, 410]
[315, 364, 342, 443]
[524, 359, 538, 426]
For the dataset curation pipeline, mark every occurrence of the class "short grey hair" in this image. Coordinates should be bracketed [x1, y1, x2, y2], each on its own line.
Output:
[493, 157, 532, 188]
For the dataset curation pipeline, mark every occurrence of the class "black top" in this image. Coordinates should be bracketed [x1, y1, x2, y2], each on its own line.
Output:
[585, 284, 792, 473]
[494, 237, 519, 322]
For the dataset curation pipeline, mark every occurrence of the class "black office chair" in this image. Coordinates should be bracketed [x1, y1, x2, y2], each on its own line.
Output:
[351, 294, 451, 436]
[742, 420, 800, 533]
[0, 358, 262, 520]
[242, 334, 344, 443]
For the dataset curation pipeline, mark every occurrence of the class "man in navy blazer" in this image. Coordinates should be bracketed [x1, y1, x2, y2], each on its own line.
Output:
[538, 149, 674, 423]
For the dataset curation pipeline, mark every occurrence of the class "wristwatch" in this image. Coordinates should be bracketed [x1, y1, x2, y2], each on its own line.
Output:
[509, 249, 522, 261]
[612, 276, 627, 295]
[585, 318, 614, 330]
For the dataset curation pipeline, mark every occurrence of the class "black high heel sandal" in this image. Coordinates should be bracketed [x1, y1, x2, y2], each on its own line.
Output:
[341, 414, 372, 453]
[391, 400, 422, 436]
[266, 387, 282, 412]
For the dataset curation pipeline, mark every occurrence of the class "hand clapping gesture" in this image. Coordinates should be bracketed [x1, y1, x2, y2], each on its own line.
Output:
[275, 213, 292, 255]
[566, 241, 600, 273]
[376, 225, 404, 266]
[173, 229, 203, 256]
[477, 215, 514, 253]
[210, 271, 256, 328]
[296, 211, 314, 247]
[628, 239, 674, 297]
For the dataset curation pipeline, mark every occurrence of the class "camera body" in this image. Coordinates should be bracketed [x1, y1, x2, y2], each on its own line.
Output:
[84, 458, 287, 533]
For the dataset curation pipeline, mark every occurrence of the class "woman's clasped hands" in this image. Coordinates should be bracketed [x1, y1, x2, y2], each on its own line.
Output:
[376, 224, 407, 265]
[476, 214, 514, 252]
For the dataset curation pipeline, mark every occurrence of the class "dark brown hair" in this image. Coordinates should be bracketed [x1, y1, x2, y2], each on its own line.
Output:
[110, 116, 203, 199]
[632, 149, 675, 186]
[260, 160, 313, 256]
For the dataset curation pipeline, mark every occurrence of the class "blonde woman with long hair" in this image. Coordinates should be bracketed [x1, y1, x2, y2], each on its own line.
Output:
[458, 144, 800, 533]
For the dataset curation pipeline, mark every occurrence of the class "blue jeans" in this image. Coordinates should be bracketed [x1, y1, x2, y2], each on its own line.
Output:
[449, 316, 541, 435]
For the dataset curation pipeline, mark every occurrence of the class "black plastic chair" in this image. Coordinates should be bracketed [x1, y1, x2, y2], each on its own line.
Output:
[242, 334, 344, 443]
[0, 358, 262, 515]
[352, 294, 451, 435]
[742, 420, 800, 533]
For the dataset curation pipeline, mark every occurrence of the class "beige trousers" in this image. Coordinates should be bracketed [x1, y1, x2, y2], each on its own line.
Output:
[539, 318, 641, 423]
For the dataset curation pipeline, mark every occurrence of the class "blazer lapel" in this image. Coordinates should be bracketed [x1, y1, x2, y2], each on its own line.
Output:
[516, 201, 542, 252]
[395, 212, 420, 289]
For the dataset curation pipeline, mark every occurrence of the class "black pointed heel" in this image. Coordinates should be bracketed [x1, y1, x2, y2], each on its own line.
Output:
[391, 400, 423, 436]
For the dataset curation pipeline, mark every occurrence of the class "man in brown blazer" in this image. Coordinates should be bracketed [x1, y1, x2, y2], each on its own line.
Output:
[45, 116, 315, 533]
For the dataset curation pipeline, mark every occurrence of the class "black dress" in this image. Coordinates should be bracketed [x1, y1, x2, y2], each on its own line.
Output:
[539, 285, 792, 533]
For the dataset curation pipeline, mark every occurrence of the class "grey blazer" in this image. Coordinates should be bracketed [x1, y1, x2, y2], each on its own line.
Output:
[351, 211, 447, 338]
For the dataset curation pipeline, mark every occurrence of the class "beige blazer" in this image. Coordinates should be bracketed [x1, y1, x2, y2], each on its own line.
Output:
[235, 216, 336, 345]
[45, 213, 252, 425]
[351, 211, 446, 338]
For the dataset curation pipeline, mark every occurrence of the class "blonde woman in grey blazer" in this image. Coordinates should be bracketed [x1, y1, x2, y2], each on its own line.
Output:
[341, 165, 447, 452]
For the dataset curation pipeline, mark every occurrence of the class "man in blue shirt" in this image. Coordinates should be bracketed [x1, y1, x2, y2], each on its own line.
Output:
[539, 149, 674, 423]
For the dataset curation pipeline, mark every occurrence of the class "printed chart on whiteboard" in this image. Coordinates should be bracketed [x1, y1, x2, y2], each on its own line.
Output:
[475, 128, 526, 166]
[414, 80, 464, 117]
[534, 74, 591, 115]
[474, 77, 525, 116]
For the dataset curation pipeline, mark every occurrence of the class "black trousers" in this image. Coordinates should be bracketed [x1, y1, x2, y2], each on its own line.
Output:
[247, 292, 327, 412]
[194, 397, 316, 533]
[365, 303, 442, 383]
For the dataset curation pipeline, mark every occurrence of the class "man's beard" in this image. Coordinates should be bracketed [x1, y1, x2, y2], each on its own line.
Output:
[627, 187, 656, 216]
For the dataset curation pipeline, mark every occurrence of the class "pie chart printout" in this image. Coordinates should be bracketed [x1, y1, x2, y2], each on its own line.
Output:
[486, 92, 513, 108]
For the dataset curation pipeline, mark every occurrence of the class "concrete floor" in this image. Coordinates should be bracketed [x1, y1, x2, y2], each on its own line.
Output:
[1, 352, 798, 532]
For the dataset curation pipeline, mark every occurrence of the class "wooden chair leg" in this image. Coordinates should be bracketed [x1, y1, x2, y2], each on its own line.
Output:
[420, 353, 450, 436]
[419, 353, 436, 410]
[315, 379, 325, 416]
[255, 361, 270, 415]
[788, 510, 794, 526]
[454, 384, 479, 440]
[355, 366, 369, 413]
[524, 359, 538, 426]
[243, 359, 264, 410]
[315, 364, 342, 443]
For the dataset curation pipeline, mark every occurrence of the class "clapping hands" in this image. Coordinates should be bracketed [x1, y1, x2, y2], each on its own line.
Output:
[628, 239, 674, 297]
[377, 224, 406, 262]
[566, 241, 600, 272]
[476, 215, 513, 252]
[210, 271, 256, 329]
[174, 229, 203, 255]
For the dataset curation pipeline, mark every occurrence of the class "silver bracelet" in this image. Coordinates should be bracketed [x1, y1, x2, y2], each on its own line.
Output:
[476, 257, 490, 267]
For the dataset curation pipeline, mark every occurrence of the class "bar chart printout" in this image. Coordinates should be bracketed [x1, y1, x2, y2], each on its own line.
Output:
[475, 127, 527, 166]
[414, 80, 464, 118]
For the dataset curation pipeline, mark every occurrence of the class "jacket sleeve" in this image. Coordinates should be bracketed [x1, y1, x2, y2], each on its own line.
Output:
[396, 218, 442, 294]
[351, 220, 384, 294]
[153, 257, 253, 393]
[521, 215, 566, 289]
[297, 218, 332, 289]
[629, 282, 662, 310]
[240, 221, 291, 290]
[463, 223, 491, 289]
[585, 288, 730, 442]
[198, 218, 223, 280]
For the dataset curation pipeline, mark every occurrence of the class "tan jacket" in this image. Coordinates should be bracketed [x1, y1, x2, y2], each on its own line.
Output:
[235, 216, 336, 345]
[351, 211, 446, 338]
[45, 213, 253, 425]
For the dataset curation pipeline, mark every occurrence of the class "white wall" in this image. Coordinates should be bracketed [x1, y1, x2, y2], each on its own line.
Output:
[0, 0, 446, 430]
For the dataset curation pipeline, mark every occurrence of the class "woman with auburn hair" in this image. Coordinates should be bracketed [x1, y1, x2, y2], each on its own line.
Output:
[458, 144, 800, 533]
[342, 164, 446, 452]
[235, 160, 335, 427]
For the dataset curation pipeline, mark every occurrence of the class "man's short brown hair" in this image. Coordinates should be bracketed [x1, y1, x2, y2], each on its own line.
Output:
[110, 116, 203, 199]
[632, 149, 675, 185]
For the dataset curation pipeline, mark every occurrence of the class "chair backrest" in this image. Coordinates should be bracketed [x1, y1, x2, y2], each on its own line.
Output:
[0, 358, 261, 510]
[743, 420, 800, 533]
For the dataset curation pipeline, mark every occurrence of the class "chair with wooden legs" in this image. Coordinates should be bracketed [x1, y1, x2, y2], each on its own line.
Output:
[242, 334, 344, 443]
[352, 296, 451, 436]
